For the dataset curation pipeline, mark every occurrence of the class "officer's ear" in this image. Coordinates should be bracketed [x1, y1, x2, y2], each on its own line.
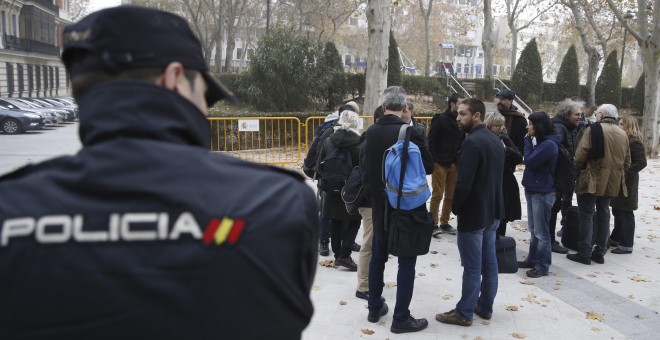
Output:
[157, 62, 187, 93]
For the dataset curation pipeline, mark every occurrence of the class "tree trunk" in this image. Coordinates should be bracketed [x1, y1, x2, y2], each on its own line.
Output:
[482, 0, 494, 80]
[364, 0, 391, 118]
[419, 0, 433, 76]
[508, 24, 518, 76]
[640, 43, 660, 156]
[566, 0, 598, 106]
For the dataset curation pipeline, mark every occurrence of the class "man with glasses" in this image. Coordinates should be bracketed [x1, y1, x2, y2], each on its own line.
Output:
[0, 6, 318, 338]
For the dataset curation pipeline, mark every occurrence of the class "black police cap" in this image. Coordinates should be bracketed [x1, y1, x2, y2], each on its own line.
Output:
[62, 6, 238, 105]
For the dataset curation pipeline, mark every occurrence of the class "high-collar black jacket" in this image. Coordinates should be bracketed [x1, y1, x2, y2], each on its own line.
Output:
[427, 108, 463, 167]
[0, 82, 318, 339]
[361, 114, 433, 239]
[452, 124, 505, 232]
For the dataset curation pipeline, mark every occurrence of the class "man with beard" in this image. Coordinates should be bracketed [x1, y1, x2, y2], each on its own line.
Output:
[427, 93, 464, 235]
[496, 89, 527, 153]
[436, 98, 504, 327]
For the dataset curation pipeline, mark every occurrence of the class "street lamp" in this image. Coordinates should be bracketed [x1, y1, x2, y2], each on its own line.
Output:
[620, 10, 634, 75]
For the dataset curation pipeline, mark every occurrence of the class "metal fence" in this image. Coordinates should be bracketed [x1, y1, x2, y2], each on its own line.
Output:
[208, 115, 434, 165]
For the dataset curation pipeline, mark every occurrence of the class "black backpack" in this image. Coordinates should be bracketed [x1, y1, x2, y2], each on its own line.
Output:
[302, 121, 335, 179]
[555, 143, 575, 195]
[317, 138, 354, 194]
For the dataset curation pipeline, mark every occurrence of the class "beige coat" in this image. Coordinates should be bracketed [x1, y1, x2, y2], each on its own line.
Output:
[574, 118, 631, 197]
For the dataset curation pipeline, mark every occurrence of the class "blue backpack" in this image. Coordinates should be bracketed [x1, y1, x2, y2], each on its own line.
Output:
[383, 125, 431, 210]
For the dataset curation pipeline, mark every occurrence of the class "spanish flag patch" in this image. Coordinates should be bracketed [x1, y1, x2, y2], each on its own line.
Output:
[203, 217, 245, 246]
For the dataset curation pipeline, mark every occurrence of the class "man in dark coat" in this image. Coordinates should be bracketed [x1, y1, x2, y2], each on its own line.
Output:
[496, 89, 527, 153]
[0, 7, 318, 339]
[427, 93, 464, 235]
[549, 98, 582, 254]
[436, 98, 505, 327]
[361, 86, 433, 334]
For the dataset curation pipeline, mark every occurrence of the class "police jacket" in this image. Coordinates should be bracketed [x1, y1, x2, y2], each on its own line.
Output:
[0, 82, 318, 340]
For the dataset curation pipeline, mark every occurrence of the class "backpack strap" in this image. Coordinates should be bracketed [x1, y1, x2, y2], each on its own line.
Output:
[396, 124, 411, 210]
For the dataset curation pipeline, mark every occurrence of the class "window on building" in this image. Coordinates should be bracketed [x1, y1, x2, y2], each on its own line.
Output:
[7, 63, 14, 95]
[17, 64, 24, 93]
[55, 66, 59, 89]
[456, 63, 462, 73]
[43, 65, 48, 92]
[49, 66, 54, 89]
[471, 0, 478, 6]
[478, 52, 483, 58]
[344, 54, 352, 66]
[493, 65, 498, 75]
[35, 66, 41, 90]
[475, 64, 482, 75]
[464, 64, 470, 74]
[1, 11, 6, 35]
[506, 66, 511, 75]
[11, 14, 16, 35]
[235, 48, 242, 60]
[27, 65, 33, 92]
[466, 47, 473, 57]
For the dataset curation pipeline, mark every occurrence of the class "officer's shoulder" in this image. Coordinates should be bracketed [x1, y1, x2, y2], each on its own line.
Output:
[0, 156, 73, 182]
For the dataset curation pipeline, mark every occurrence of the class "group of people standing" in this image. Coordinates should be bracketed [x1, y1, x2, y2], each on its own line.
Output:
[308, 86, 646, 333]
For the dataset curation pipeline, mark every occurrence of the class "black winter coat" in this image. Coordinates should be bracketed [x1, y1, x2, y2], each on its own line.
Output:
[427, 109, 463, 167]
[452, 125, 505, 231]
[0, 82, 318, 339]
[318, 129, 362, 220]
[361, 114, 433, 239]
[498, 104, 527, 154]
[500, 133, 522, 222]
[551, 115, 578, 156]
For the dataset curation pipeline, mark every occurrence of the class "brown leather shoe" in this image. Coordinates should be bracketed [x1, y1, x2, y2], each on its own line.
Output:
[335, 257, 358, 271]
[435, 309, 472, 327]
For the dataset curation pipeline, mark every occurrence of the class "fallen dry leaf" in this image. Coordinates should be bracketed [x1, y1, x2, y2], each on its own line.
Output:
[441, 294, 453, 300]
[430, 263, 439, 268]
[418, 272, 426, 277]
[591, 327, 601, 332]
[506, 305, 519, 311]
[519, 278, 534, 285]
[612, 280, 620, 284]
[441, 251, 448, 255]
[319, 260, 334, 268]
[635, 315, 645, 320]
[512, 332, 527, 339]
[339, 300, 347, 305]
[653, 205, 660, 210]
[553, 286, 561, 290]
[628, 295, 635, 299]
[385, 282, 397, 288]
[586, 311, 604, 321]
[361, 328, 375, 335]
[312, 285, 320, 291]
[587, 274, 597, 278]
[629, 275, 651, 282]
[376, 322, 385, 326]
[430, 250, 438, 254]
[480, 320, 490, 326]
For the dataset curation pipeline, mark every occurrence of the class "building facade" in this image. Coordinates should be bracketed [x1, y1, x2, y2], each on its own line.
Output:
[0, 0, 71, 98]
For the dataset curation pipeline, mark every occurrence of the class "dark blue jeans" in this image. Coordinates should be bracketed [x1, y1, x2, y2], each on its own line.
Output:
[611, 208, 635, 251]
[576, 193, 611, 257]
[525, 191, 555, 273]
[368, 236, 417, 325]
[455, 220, 499, 320]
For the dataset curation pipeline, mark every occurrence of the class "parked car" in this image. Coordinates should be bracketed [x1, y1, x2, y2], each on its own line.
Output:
[43, 98, 79, 120]
[19, 98, 75, 122]
[0, 100, 57, 126]
[0, 98, 65, 124]
[1, 107, 45, 134]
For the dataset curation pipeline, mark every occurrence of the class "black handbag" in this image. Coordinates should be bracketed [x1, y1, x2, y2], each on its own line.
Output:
[385, 128, 433, 257]
[495, 235, 518, 274]
[341, 166, 365, 215]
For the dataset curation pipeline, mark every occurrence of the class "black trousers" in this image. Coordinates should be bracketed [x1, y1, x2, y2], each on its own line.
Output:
[549, 189, 573, 243]
[330, 219, 360, 258]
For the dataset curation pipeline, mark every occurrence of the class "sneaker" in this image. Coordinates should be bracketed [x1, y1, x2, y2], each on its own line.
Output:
[591, 253, 605, 264]
[474, 306, 491, 320]
[351, 242, 361, 252]
[367, 303, 388, 323]
[526, 268, 549, 278]
[566, 253, 591, 265]
[335, 257, 358, 271]
[517, 261, 534, 269]
[355, 290, 386, 302]
[610, 248, 632, 254]
[391, 315, 428, 334]
[440, 224, 457, 235]
[552, 241, 569, 254]
[319, 242, 329, 256]
[435, 309, 472, 327]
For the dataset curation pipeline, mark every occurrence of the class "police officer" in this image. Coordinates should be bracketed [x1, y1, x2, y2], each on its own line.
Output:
[0, 6, 318, 339]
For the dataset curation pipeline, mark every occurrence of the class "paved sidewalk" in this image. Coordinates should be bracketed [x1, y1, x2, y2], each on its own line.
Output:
[303, 162, 660, 340]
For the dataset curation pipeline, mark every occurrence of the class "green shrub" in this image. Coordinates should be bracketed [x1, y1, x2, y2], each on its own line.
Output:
[388, 31, 402, 86]
[248, 27, 324, 111]
[554, 45, 580, 102]
[318, 42, 347, 110]
[512, 38, 543, 107]
[595, 50, 622, 107]
[631, 73, 645, 114]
